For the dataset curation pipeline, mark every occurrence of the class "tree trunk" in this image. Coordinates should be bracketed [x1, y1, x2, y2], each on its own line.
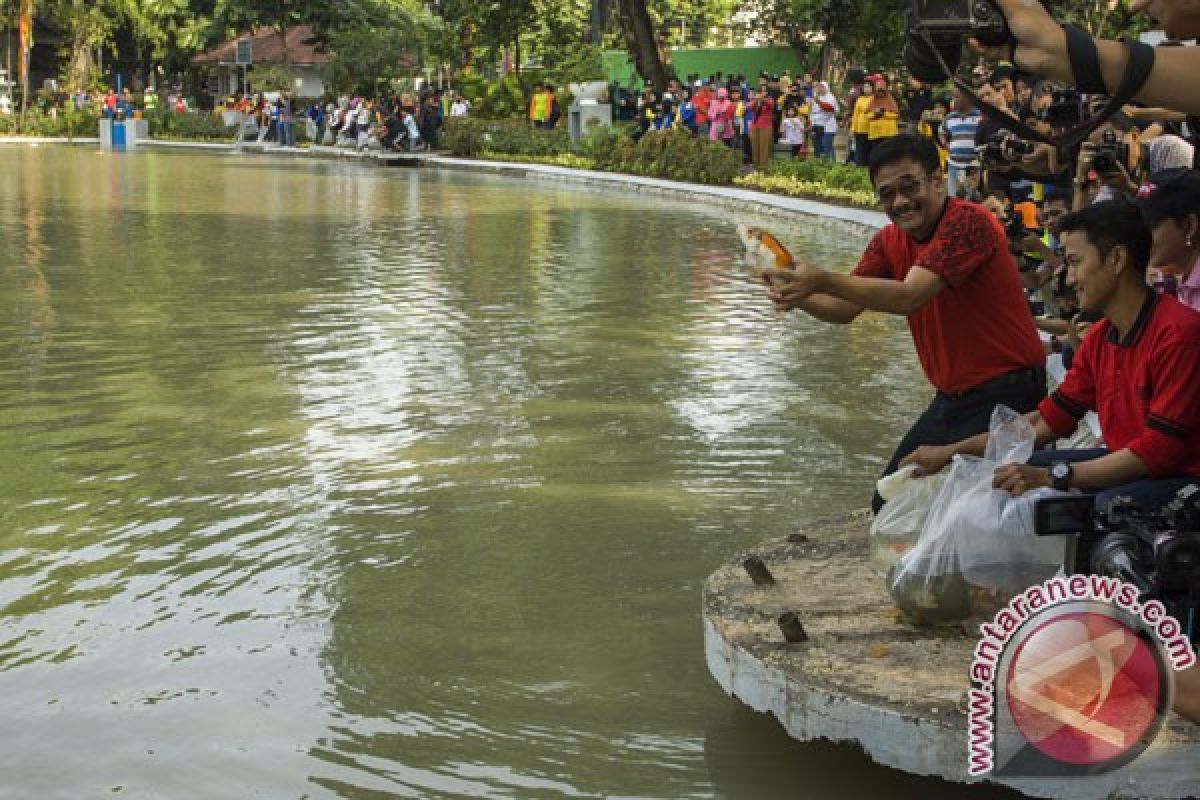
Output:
[616, 0, 667, 89]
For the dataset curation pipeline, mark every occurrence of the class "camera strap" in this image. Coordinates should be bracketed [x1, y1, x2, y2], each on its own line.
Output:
[915, 26, 1157, 159]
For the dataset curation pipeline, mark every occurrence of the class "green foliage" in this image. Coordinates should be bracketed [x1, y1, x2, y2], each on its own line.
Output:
[441, 117, 488, 157]
[147, 109, 237, 141]
[611, 129, 741, 184]
[444, 116, 739, 187]
[735, 159, 879, 208]
[471, 74, 529, 120]
[248, 64, 297, 94]
[441, 117, 568, 157]
[759, 158, 875, 194]
[0, 107, 101, 137]
[321, 3, 442, 94]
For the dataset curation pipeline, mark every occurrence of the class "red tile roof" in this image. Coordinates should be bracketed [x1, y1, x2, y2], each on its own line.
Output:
[192, 25, 333, 66]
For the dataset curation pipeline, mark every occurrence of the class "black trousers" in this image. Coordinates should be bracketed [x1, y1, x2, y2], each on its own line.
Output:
[871, 368, 1047, 512]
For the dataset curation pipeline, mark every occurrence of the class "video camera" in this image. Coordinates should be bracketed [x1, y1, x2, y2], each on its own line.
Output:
[1044, 88, 1084, 130]
[1035, 485, 1200, 644]
[903, 0, 1015, 83]
[1091, 129, 1130, 174]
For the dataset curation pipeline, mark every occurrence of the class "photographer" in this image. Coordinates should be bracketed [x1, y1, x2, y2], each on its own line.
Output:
[1074, 113, 1146, 207]
[904, 199, 1200, 514]
[971, 0, 1200, 119]
[764, 134, 1046, 513]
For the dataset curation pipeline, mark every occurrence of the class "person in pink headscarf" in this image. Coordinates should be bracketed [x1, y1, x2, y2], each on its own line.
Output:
[708, 87, 735, 145]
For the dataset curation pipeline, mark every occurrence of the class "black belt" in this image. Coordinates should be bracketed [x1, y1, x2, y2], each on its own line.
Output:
[940, 367, 1046, 402]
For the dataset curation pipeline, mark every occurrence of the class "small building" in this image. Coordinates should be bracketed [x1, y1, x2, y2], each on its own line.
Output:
[191, 25, 332, 100]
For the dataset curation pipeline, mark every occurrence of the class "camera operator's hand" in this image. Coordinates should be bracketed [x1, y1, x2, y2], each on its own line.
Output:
[993, 463, 1051, 496]
[967, 0, 1066, 76]
[900, 444, 956, 477]
[1017, 143, 1063, 178]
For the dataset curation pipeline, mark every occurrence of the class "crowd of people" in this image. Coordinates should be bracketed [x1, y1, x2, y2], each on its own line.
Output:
[213, 88, 467, 152]
[623, 68, 953, 172]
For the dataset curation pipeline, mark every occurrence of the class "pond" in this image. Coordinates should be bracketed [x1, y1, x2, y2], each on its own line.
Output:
[0, 148, 991, 798]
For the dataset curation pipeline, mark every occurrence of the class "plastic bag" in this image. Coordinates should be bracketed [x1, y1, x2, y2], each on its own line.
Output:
[888, 405, 1072, 624]
[869, 465, 950, 575]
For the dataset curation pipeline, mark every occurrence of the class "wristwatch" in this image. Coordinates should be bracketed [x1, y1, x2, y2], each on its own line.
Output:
[1049, 461, 1074, 491]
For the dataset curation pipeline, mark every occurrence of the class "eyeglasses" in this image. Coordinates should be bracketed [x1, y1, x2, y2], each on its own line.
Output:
[876, 176, 928, 205]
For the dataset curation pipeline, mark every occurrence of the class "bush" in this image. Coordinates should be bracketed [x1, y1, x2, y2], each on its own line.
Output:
[760, 158, 875, 194]
[442, 117, 570, 159]
[148, 109, 236, 141]
[484, 120, 570, 157]
[0, 107, 101, 137]
[442, 117, 487, 157]
[472, 74, 528, 120]
[607, 129, 742, 185]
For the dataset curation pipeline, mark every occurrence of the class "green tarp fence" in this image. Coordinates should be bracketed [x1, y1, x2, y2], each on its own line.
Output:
[604, 46, 808, 89]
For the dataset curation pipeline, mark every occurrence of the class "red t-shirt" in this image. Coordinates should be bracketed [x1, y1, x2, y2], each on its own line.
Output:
[1039, 291, 1200, 477]
[750, 97, 775, 130]
[694, 90, 712, 126]
[852, 197, 1045, 394]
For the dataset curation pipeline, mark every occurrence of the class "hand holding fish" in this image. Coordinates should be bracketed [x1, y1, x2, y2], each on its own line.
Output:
[764, 261, 826, 312]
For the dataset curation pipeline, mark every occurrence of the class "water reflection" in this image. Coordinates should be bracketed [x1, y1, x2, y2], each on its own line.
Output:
[0, 149, 960, 798]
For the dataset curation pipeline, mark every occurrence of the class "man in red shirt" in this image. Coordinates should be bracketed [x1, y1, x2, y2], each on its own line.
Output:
[905, 199, 1200, 512]
[765, 134, 1046, 511]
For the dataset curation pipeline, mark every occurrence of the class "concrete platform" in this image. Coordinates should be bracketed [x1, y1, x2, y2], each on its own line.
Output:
[703, 514, 1200, 799]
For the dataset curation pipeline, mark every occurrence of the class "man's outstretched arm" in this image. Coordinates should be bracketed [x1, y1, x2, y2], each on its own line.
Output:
[766, 263, 945, 318]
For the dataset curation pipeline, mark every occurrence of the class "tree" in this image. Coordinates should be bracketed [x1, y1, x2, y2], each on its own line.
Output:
[616, 0, 667, 88]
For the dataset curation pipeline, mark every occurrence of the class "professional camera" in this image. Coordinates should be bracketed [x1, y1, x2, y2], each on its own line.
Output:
[1035, 485, 1200, 644]
[979, 130, 1036, 166]
[1091, 129, 1130, 174]
[1044, 88, 1084, 130]
[903, 0, 1012, 83]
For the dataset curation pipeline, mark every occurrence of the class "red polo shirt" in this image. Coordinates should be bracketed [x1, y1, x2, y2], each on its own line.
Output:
[1039, 291, 1200, 477]
[852, 197, 1045, 394]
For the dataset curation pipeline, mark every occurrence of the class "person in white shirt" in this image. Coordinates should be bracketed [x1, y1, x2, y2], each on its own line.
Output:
[810, 81, 839, 159]
[780, 105, 807, 158]
[450, 95, 470, 117]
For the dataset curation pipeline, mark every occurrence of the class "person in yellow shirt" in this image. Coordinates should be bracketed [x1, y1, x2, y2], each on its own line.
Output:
[866, 78, 900, 152]
[529, 83, 552, 128]
[917, 97, 950, 172]
[851, 78, 875, 166]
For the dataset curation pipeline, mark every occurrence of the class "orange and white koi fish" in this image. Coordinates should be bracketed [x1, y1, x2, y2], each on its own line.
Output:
[736, 223, 797, 270]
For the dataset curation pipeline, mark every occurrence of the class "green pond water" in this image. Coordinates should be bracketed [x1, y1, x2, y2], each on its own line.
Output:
[0, 148, 1000, 798]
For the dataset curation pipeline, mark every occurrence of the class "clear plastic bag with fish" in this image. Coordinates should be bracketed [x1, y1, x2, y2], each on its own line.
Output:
[888, 406, 1071, 624]
[869, 465, 949, 575]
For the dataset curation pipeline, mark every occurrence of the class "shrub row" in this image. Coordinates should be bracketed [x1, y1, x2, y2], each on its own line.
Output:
[442, 118, 741, 186]
[0, 109, 101, 138]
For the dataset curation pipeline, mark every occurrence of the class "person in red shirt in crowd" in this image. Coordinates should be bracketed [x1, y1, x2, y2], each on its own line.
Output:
[693, 81, 713, 136]
[747, 87, 777, 171]
[905, 199, 1200, 513]
[764, 134, 1046, 512]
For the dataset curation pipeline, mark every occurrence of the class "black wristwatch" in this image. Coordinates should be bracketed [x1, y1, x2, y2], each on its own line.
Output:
[1049, 461, 1074, 491]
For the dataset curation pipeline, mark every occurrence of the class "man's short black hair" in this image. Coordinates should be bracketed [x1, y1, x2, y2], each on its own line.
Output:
[868, 133, 942, 184]
[1057, 199, 1153, 277]
[1139, 168, 1200, 227]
